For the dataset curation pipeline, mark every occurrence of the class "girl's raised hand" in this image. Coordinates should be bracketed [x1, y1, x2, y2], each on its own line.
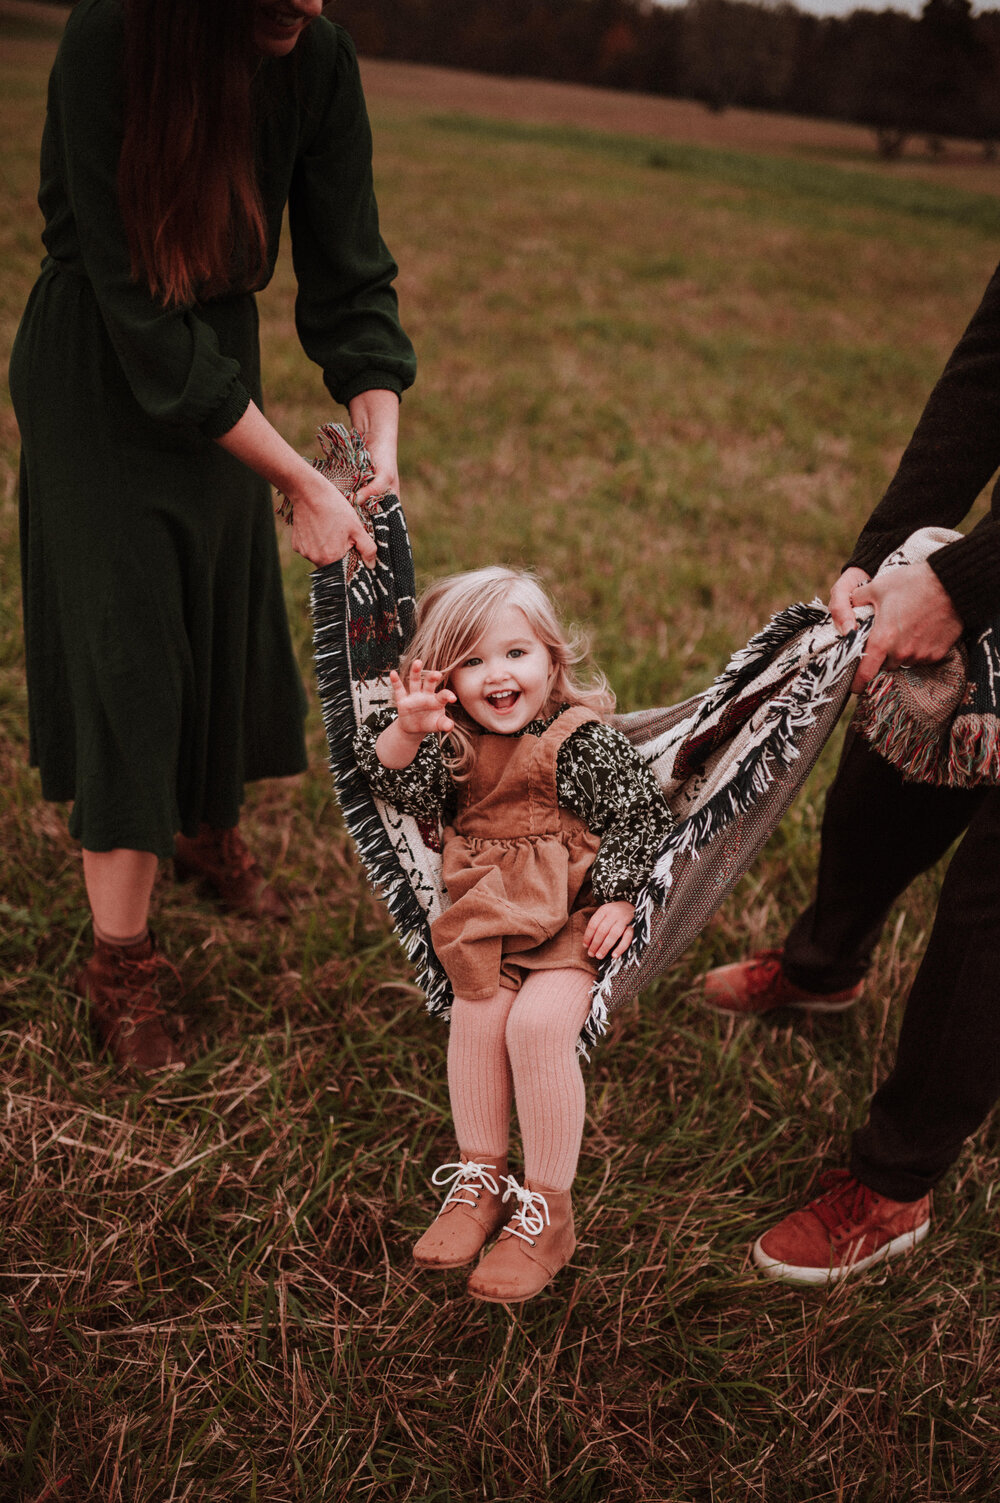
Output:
[390, 663, 456, 739]
[584, 901, 636, 961]
[375, 663, 456, 770]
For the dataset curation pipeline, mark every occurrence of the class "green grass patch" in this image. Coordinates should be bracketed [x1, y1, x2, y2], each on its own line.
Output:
[430, 111, 1000, 236]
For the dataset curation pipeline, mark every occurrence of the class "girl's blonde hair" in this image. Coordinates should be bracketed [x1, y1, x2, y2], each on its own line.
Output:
[401, 566, 615, 778]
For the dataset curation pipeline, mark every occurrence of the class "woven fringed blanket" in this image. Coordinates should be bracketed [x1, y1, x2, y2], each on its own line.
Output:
[850, 526, 1000, 788]
[310, 428, 976, 1049]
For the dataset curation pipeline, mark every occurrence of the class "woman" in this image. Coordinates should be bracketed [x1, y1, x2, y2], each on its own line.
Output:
[10, 0, 416, 1070]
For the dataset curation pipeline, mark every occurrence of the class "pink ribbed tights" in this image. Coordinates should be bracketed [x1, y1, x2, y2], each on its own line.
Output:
[446, 967, 594, 1192]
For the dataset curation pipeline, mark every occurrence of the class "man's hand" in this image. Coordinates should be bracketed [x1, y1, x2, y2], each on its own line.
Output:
[830, 561, 964, 694]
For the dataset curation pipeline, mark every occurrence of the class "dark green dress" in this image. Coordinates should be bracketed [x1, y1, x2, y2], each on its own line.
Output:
[9, 0, 416, 858]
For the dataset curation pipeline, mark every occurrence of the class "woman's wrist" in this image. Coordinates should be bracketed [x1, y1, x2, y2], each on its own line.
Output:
[349, 387, 400, 434]
[285, 460, 339, 514]
[349, 389, 401, 504]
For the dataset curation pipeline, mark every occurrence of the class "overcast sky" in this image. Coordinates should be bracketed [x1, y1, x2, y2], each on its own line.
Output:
[656, 0, 939, 16]
[794, 0, 927, 11]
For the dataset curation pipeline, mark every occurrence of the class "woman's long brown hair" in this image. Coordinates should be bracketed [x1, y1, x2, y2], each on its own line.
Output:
[118, 0, 268, 307]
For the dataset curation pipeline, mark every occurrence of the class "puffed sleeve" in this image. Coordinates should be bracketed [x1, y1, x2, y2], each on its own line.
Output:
[43, 0, 251, 438]
[354, 709, 456, 819]
[556, 721, 674, 905]
[287, 24, 417, 407]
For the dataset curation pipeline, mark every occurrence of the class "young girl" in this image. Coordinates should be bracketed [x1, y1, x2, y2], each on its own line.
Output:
[354, 567, 673, 1302]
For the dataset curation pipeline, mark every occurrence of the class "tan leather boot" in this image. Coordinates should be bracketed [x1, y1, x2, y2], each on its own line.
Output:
[76, 933, 185, 1072]
[412, 1154, 510, 1268]
[174, 824, 290, 920]
[467, 1177, 575, 1303]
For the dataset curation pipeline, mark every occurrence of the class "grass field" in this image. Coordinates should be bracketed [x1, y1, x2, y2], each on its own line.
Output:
[3, 8, 1000, 1501]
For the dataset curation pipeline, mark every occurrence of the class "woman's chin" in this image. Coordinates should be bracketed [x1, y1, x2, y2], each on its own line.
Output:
[254, 25, 307, 56]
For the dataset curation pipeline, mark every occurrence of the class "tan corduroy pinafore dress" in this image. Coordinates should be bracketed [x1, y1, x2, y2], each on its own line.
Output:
[431, 706, 603, 1001]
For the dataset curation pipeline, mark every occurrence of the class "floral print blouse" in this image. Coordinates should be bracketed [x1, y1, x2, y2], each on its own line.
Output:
[353, 706, 674, 905]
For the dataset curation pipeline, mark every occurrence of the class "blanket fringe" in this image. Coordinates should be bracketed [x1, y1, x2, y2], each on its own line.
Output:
[581, 608, 867, 1049]
[854, 677, 1000, 789]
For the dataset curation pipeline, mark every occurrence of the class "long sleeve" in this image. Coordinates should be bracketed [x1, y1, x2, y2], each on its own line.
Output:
[288, 26, 417, 407]
[40, 0, 251, 438]
[846, 260, 1000, 628]
[555, 721, 674, 905]
[353, 709, 456, 820]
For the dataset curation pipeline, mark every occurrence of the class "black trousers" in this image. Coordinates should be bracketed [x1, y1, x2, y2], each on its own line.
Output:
[783, 730, 1000, 1201]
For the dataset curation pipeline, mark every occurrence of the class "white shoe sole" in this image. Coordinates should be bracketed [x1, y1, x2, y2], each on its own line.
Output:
[752, 1217, 931, 1287]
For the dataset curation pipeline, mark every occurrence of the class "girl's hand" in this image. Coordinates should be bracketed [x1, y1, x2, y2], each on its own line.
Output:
[584, 901, 636, 960]
[375, 663, 456, 769]
[392, 663, 456, 737]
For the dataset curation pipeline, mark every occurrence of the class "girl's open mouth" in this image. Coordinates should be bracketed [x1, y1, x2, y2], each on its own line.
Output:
[486, 690, 520, 712]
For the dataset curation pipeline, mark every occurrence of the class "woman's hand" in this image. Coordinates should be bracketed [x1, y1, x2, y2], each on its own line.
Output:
[286, 466, 377, 569]
[214, 399, 376, 567]
[375, 664, 456, 768]
[584, 900, 636, 961]
[349, 388, 401, 505]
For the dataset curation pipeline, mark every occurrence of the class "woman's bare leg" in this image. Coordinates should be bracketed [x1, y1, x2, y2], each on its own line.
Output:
[82, 848, 158, 940]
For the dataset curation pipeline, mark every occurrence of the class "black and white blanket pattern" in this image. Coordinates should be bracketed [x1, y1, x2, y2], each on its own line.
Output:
[310, 428, 980, 1050]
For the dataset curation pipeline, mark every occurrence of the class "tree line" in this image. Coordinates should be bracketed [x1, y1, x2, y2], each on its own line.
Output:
[334, 0, 1000, 156]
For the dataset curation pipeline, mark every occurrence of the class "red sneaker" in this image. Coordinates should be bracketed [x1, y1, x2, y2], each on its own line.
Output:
[702, 949, 863, 1016]
[753, 1170, 931, 1286]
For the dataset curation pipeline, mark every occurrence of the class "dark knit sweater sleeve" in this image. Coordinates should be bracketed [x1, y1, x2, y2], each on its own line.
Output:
[845, 259, 1000, 628]
[555, 721, 674, 905]
[288, 25, 416, 407]
[41, 0, 251, 438]
[353, 709, 455, 819]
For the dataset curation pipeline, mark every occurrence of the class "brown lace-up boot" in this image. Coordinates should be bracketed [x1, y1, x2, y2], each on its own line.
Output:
[174, 824, 290, 920]
[412, 1155, 511, 1268]
[76, 933, 185, 1072]
[467, 1177, 576, 1303]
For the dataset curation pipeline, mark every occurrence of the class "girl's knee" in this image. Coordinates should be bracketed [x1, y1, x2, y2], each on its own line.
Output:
[505, 982, 590, 1056]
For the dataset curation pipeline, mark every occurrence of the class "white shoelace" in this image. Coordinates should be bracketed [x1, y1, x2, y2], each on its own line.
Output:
[500, 1177, 550, 1244]
[430, 1159, 502, 1212]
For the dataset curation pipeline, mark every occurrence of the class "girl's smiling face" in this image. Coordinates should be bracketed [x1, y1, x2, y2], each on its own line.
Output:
[449, 604, 554, 735]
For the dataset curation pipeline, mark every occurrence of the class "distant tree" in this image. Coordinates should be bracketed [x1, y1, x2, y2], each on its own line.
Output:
[974, 10, 1000, 149]
[912, 0, 983, 139]
[681, 0, 799, 112]
[632, 3, 685, 97]
[331, 0, 1000, 153]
